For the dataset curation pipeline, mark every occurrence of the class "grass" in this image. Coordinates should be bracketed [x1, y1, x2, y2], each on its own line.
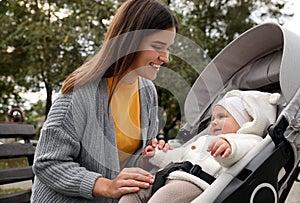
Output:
[0, 157, 29, 169]
[0, 187, 31, 195]
[0, 158, 31, 195]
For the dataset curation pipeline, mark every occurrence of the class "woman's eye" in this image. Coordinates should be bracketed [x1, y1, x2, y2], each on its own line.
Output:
[152, 45, 163, 50]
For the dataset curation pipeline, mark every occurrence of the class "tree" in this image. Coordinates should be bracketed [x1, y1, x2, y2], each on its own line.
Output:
[0, 0, 117, 118]
[158, 0, 292, 139]
[0, 78, 25, 121]
[0, 0, 292, 139]
[172, 0, 292, 57]
[24, 99, 46, 138]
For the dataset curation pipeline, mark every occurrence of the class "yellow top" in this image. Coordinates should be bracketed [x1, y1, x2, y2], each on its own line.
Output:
[106, 77, 141, 166]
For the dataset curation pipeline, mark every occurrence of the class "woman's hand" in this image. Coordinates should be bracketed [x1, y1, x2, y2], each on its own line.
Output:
[92, 168, 154, 199]
[207, 138, 231, 158]
[142, 138, 173, 157]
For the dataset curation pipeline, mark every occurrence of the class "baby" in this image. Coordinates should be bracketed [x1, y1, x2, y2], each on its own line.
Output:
[119, 90, 280, 203]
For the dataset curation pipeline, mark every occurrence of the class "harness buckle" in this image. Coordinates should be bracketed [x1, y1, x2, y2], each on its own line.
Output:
[190, 164, 202, 177]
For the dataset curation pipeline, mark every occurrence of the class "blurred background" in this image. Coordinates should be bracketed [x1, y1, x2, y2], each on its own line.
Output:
[1, 0, 300, 200]
[0, 0, 299, 140]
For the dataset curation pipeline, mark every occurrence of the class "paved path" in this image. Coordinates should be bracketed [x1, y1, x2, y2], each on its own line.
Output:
[286, 181, 300, 203]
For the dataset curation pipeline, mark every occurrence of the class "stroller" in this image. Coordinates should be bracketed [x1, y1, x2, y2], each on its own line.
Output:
[177, 23, 300, 202]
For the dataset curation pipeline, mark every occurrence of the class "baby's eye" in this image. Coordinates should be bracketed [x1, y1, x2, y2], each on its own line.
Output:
[218, 114, 226, 119]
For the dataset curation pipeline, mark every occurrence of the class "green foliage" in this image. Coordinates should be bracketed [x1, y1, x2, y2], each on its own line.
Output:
[24, 99, 45, 138]
[159, 0, 292, 139]
[171, 0, 292, 58]
[0, 0, 117, 117]
[0, 0, 292, 139]
[0, 77, 25, 121]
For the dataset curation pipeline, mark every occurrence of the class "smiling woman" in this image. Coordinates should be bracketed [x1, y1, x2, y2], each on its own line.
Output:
[31, 0, 178, 202]
[127, 27, 176, 82]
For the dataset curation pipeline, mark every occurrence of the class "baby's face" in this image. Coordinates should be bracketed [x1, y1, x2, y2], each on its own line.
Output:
[209, 105, 240, 135]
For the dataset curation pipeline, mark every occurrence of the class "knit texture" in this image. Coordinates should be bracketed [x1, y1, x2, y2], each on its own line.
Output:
[31, 77, 159, 203]
[149, 90, 281, 190]
[225, 90, 281, 136]
[215, 97, 251, 127]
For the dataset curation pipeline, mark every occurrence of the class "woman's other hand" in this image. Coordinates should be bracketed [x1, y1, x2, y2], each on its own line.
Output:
[92, 168, 154, 198]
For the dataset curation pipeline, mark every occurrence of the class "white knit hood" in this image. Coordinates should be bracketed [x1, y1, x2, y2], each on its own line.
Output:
[222, 90, 281, 136]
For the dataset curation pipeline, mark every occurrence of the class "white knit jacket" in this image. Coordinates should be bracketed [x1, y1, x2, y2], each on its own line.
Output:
[149, 90, 281, 190]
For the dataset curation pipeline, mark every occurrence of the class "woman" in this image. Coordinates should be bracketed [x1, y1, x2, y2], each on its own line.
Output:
[31, 0, 178, 202]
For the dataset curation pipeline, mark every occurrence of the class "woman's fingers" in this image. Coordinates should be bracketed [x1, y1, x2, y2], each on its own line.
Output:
[118, 178, 152, 189]
[100, 168, 154, 198]
[117, 169, 154, 191]
[117, 186, 140, 196]
[120, 168, 154, 181]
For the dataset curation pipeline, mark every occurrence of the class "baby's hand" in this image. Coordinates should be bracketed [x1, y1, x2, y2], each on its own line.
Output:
[142, 138, 173, 157]
[207, 138, 231, 158]
[142, 145, 156, 157]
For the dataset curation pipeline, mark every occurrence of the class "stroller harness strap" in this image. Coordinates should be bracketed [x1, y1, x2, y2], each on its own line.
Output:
[151, 161, 216, 195]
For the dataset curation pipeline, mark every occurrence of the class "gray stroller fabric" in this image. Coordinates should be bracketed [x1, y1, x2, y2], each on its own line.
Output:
[282, 87, 300, 167]
[180, 23, 300, 202]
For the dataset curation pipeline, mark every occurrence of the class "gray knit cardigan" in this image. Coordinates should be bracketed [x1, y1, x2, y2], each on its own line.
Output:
[31, 77, 159, 203]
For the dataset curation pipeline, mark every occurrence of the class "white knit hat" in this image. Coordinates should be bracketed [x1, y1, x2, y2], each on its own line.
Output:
[215, 96, 252, 127]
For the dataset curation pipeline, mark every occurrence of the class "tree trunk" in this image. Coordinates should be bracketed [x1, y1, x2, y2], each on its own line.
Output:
[45, 84, 52, 119]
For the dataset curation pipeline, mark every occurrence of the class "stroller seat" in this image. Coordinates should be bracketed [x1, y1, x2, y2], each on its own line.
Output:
[177, 23, 300, 203]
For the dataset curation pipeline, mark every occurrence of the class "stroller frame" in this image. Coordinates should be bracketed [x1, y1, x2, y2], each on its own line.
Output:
[179, 23, 300, 202]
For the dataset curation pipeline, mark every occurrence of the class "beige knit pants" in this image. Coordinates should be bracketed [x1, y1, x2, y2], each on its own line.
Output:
[119, 179, 203, 203]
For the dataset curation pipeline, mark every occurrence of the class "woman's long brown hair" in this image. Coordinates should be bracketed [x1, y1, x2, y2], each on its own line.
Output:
[61, 0, 178, 97]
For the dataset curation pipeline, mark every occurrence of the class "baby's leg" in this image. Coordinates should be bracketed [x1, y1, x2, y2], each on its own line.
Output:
[148, 179, 203, 203]
[118, 186, 152, 203]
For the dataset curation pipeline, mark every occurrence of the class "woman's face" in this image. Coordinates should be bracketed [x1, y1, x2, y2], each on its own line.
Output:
[124, 27, 176, 83]
[209, 105, 240, 135]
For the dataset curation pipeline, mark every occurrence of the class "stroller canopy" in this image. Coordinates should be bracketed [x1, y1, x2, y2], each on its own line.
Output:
[180, 22, 300, 203]
[184, 23, 300, 133]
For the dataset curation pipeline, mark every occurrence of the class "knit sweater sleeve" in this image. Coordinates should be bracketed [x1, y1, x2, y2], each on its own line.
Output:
[32, 94, 101, 199]
[215, 134, 263, 168]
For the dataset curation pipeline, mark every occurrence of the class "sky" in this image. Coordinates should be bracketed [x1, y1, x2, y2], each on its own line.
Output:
[282, 0, 300, 37]
[21, 0, 300, 107]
